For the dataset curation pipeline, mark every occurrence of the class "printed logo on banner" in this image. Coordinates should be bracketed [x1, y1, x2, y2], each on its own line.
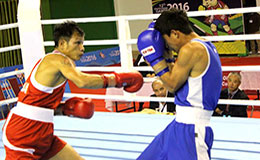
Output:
[152, 0, 190, 13]
[76, 47, 121, 66]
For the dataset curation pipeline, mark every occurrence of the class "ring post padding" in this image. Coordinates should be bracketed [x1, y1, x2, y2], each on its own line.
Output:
[117, 16, 136, 97]
[17, 0, 45, 79]
[118, 16, 133, 70]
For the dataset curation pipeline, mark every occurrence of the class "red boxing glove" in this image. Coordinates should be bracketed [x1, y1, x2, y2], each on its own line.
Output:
[102, 71, 144, 92]
[63, 97, 94, 119]
[114, 72, 143, 92]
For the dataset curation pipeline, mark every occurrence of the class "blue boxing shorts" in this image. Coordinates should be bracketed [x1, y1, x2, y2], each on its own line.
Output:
[137, 106, 214, 160]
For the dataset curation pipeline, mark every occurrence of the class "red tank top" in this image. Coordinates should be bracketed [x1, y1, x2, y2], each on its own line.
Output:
[18, 52, 67, 109]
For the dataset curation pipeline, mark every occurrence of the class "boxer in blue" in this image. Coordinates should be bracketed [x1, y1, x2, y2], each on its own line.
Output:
[137, 8, 222, 160]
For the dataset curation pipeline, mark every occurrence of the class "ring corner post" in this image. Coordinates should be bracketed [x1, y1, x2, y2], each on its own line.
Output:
[17, 0, 45, 79]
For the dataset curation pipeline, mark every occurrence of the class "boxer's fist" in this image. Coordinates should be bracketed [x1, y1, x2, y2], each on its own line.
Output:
[137, 27, 165, 66]
[63, 97, 94, 119]
[148, 21, 155, 28]
[114, 72, 143, 92]
[137, 22, 169, 76]
[102, 72, 144, 93]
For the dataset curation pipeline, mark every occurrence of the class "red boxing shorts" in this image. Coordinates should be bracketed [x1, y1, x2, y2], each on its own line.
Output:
[2, 102, 66, 160]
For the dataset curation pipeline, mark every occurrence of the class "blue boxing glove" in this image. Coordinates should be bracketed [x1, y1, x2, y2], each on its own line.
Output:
[148, 21, 155, 28]
[137, 22, 169, 76]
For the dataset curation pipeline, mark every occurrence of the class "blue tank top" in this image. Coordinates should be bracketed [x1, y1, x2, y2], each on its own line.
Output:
[174, 39, 222, 111]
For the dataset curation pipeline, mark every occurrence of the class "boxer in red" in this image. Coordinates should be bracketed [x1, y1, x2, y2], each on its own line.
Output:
[2, 21, 143, 160]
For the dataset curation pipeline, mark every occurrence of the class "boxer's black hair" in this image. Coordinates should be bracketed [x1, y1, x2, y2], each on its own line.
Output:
[155, 8, 193, 36]
[53, 21, 85, 47]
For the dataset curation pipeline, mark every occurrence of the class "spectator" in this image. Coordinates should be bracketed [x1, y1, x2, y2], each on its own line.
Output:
[244, 12, 260, 55]
[149, 79, 176, 114]
[213, 72, 249, 117]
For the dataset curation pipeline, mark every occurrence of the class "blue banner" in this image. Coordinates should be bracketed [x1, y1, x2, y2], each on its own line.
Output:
[0, 64, 23, 75]
[75, 47, 121, 66]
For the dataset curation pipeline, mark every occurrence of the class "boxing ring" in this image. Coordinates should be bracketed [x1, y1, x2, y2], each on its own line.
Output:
[1, 0, 260, 159]
[0, 113, 260, 159]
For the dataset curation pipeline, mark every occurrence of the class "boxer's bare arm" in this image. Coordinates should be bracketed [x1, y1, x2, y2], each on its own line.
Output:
[160, 42, 208, 92]
[35, 54, 113, 89]
[58, 55, 114, 89]
[35, 54, 143, 92]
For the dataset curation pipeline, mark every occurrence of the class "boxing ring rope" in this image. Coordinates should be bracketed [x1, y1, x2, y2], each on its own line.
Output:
[1, 5, 260, 160]
[0, 92, 259, 107]
[62, 93, 260, 107]
[0, 69, 24, 79]
[1, 34, 260, 53]
[0, 7, 260, 107]
[1, 6, 260, 31]
[1, 7, 260, 53]
[0, 64, 259, 80]
[78, 65, 260, 72]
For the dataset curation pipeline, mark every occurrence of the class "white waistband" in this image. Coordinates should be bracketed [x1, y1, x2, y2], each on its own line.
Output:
[175, 106, 213, 126]
[11, 102, 54, 123]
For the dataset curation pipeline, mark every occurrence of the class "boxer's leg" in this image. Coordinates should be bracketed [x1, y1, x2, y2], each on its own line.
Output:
[49, 144, 84, 160]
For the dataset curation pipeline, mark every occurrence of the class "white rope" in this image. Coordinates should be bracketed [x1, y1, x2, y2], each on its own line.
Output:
[218, 99, 260, 106]
[1, 7, 260, 32]
[77, 67, 122, 72]
[0, 98, 18, 106]
[130, 34, 260, 45]
[0, 65, 259, 80]
[62, 93, 260, 106]
[202, 34, 260, 41]
[78, 66, 260, 72]
[43, 40, 121, 46]
[0, 23, 18, 31]
[222, 66, 260, 72]
[125, 7, 260, 20]
[187, 7, 260, 17]
[0, 94, 259, 107]
[0, 7, 260, 108]
[30, 7, 260, 25]
[41, 16, 120, 25]
[0, 45, 21, 53]
[0, 69, 24, 79]
[1, 7, 260, 53]
[134, 66, 260, 72]
[1, 33, 260, 53]
[46, 34, 260, 46]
